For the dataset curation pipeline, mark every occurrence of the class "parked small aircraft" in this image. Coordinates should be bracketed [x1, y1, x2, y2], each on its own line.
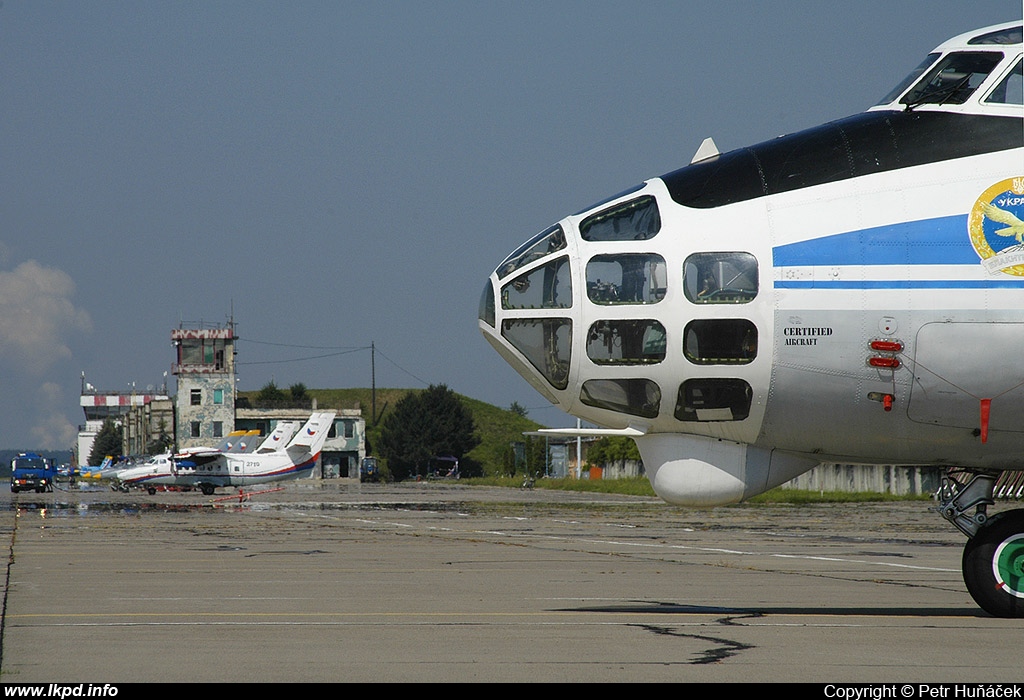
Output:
[78, 455, 119, 480]
[478, 21, 1024, 616]
[115, 412, 335, 496]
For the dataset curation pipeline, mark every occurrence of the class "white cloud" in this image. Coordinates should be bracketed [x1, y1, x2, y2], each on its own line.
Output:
[30, 381, 80, 450]
[0, 260, 92, 374]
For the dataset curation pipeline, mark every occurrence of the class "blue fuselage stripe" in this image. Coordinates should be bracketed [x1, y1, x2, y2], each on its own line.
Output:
[772, 215, 975, 267]
[775, 279, 1023, 289]
[771, 214, 1024, 289]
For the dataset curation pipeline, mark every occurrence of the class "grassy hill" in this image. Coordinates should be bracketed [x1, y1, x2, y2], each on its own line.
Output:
[238, 387, 544, 476]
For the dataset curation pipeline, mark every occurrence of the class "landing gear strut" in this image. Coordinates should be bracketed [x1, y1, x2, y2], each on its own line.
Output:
[937, 470, 1024, 617]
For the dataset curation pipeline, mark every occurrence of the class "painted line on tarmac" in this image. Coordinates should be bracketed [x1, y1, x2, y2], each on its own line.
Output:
[287, 512, 961, 574]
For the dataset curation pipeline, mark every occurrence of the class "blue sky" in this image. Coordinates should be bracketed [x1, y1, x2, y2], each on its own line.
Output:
[0, 1, 1018, 450]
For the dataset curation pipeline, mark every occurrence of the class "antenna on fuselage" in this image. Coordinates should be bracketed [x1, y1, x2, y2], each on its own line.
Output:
[690, 137, 720, 163]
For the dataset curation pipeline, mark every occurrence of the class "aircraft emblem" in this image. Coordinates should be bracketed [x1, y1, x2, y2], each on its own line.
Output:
[969, 177, 1024, 276]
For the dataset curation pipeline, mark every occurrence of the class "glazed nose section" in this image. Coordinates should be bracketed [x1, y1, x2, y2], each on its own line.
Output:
[479, 224, 573, 404]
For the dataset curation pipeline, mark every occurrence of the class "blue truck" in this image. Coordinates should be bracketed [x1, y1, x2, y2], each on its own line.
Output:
[10, 452, 56, 493]
[359, 456, 380, 483]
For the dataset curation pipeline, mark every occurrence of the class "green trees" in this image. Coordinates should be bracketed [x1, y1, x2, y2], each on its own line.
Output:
[146, 418, 173, 455]
[255, 381, 310, 406]
[378, 384, 480, 481]
[257, 381, 286, 402]
[586, 436, 641, 466]
[87, 418, 122, 467]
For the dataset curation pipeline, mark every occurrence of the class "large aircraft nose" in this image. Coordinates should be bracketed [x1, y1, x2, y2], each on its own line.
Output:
[479, 192, 674, 422]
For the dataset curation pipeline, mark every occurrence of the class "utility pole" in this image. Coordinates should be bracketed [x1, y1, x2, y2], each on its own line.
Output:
[371, 341, 376, 425]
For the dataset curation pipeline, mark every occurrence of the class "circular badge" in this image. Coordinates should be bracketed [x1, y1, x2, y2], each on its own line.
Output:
[968, 177, 1024, 277]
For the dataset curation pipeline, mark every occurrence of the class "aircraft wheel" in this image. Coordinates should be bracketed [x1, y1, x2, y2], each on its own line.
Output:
[147, 487, 156, 495]
[201, 484, 215, 496]
[963, 509, 1024, 618]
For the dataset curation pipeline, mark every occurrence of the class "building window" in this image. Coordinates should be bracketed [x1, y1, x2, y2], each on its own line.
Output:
[214, 389, 224, 405]
[213, 422, 223, 438]
[190, 421, 201, 438]
[190, 389, 201, 405]
[344, 421, 355, 439]
[178, 338, 230, 369]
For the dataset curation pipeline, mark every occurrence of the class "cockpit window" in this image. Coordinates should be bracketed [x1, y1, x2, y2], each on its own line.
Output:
[876, 53, 940, 105]
[683, 319, 757, 365]
[901, 52, 1005, 107]
[579, 196, 661, 241]
[984, 57, 1023, 105]
[501, 318, 572, 390]
[662, 111, 1023, 209]
[675, 378, 752, 422]
[478, 280, 495, 327]
[580, 378, 661, 419]
[586, 254, 666, 304]
[586, 319, 666, 365]
[496, 224, 566, 279]
[968, 26, 1023, 45]
[501, 256, 571, 310]
[683, 252, 758, 303]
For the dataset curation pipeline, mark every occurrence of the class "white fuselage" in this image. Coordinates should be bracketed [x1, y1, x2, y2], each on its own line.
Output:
[479, 22, 1024, 506]
[116, 451, 319, 490]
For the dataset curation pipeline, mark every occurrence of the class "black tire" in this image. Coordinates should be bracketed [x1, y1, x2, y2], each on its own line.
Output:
[201, 484, 215, 496]
[147, 487, 156, 495]
[963, 509, 1024, 617]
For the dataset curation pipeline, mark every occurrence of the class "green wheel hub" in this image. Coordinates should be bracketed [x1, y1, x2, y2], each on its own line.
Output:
[993, 534, 1024, 598]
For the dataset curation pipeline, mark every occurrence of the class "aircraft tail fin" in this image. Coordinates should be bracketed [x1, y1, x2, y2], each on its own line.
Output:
[217, 430, 248, 452]
[286, 412, 336, 458]
[233, 430, 263, 454]
[256, 421, 300, 453]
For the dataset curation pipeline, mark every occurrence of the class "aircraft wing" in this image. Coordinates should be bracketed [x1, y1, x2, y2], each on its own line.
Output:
[172, 451, 223, 468]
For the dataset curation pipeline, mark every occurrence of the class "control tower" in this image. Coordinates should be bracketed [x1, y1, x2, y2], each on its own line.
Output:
[172, 323, 237, 450]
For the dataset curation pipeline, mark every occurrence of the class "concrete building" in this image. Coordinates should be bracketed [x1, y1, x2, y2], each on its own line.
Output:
[122, 397, 175, 457]
[172, 324, 237, 450]
[77, 384, 172, 467]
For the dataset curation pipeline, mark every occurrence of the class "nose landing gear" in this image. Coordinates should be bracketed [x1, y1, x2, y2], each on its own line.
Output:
[937, 470, 1024, 617]
[962, 509, 1024, 618]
